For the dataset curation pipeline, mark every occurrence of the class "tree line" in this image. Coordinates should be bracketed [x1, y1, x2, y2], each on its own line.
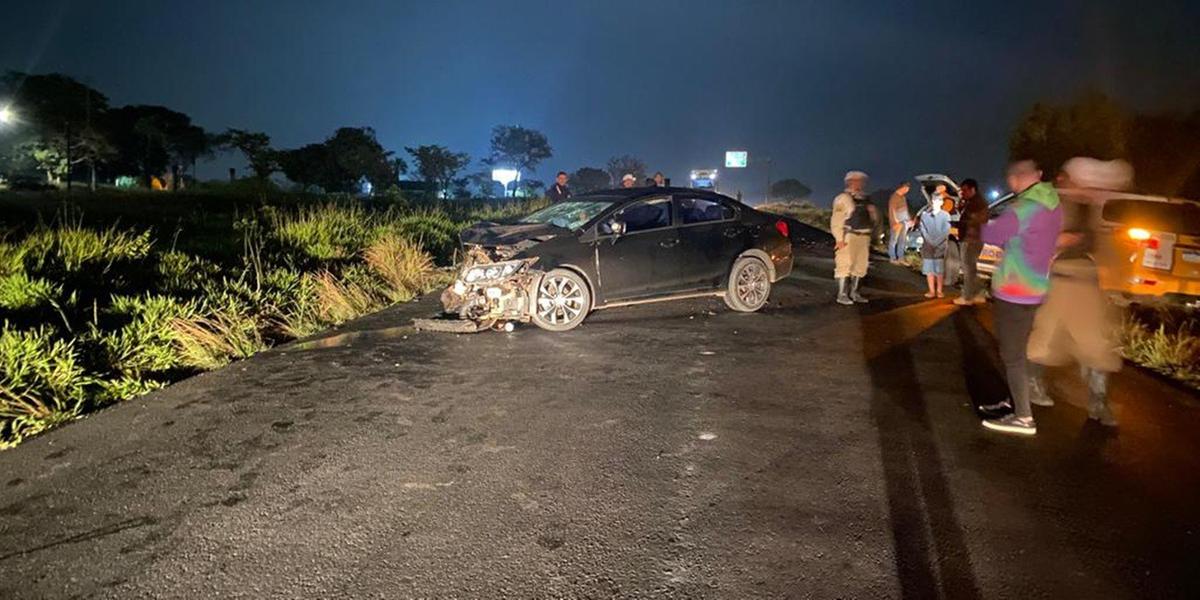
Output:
[1010, 91, 1200, 197]
[0, 71, 678, 199]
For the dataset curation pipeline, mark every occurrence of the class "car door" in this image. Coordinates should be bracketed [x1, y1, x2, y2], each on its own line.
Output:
[595, 196, 683, 301]
[673, 195, 743, 289]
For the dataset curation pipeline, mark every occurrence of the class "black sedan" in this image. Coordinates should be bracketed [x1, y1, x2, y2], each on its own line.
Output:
[430, 187, 794, 332]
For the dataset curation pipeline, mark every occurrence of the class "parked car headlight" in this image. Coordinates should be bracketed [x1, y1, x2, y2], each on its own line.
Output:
[462, 260, 528, 283]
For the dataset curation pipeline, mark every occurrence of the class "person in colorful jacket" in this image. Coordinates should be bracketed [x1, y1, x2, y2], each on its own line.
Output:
[978, 159, 1063, 436]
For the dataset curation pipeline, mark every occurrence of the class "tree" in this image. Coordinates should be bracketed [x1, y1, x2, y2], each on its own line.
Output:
[517, 179, 545, 198]
[169, 125, 214, 190]
[277, 143, 334, 192]
[1126, 110, 1200, 198]
[217, 128, 277, 180]
[106, 105, 197, 188]
[483, 125, 552, 191]
[0, 71, 111, 189]
[606, 155, 646, 185]
[769, 178, 812, 202]
[571, 166, 611, 193]
[324, 127, 399, 192]
[466, 170, 502, 198]
[1009, 92, 1200, 196]
[1009, 91, 1127, 180]
[405, 144, 471, 198]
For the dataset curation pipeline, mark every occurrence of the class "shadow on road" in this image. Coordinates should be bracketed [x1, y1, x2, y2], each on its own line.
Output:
[859, 300, 982, 599]
[950, 309, 1010, 410]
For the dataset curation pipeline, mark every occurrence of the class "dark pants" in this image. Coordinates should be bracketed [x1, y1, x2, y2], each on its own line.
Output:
[994, 299, 1040, 419]
[961, 239, 983, 298]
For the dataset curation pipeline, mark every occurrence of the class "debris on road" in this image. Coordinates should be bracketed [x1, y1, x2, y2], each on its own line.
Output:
[415, 244, 542, 334]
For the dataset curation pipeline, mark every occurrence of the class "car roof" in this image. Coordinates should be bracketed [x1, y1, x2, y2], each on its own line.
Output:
[575, 187, 737, 204]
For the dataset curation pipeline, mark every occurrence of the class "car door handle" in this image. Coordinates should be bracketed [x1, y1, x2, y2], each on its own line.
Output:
[659, 238, 680, 248]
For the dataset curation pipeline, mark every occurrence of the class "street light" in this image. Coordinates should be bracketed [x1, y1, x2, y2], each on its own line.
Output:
[0, 105, 13, 125]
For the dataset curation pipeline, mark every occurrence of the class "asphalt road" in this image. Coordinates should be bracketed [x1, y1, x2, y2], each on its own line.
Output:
[2, 248, 1199, 599]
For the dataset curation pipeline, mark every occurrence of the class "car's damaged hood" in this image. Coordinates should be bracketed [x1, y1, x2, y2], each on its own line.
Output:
[459, 221, 566, 247]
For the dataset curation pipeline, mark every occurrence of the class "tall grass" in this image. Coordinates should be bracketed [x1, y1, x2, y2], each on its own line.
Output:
[1120, 310, 1200, 388]
[0, 326, 88, 447]
[758, 200, 832, 233]
[0, 194, 531, 447]
[364, 233, 436, 302]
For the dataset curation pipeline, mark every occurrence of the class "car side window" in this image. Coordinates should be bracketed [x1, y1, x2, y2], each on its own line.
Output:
[620, 197, 672, 233]
[677, 196, 736, 225]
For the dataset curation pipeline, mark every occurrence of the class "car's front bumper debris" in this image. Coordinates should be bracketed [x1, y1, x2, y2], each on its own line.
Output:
[412, 244, 542, 333]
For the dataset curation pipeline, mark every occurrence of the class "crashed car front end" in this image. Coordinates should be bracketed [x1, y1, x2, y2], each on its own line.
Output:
[427, 245, 544, 332]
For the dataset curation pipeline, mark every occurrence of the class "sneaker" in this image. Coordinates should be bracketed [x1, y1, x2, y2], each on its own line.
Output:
[971, 295, 988, 305]
[977, 399, 1013, 416]
[982, 414, 1037, 436]
[953, 296, 972, 306]
[1088, 401, 1118, 427]
[1029, 379, 1054, 407]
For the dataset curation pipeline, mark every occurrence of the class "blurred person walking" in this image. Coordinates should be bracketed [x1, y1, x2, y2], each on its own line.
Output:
[978, 159, 1063, 436]
[1026, 157, 1133, 426]
[830, 170, 877, 305]
[955, 178, 990, 305]
[887, 181, 912, 263]
[916, 193, 951, 298]
[548, 171, 572, 203]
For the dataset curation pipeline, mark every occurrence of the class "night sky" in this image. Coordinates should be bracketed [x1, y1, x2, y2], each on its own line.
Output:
[3, 0, 1199, 203]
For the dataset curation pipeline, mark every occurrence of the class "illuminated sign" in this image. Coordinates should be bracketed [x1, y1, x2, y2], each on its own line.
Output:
[725, 151, 748, 168]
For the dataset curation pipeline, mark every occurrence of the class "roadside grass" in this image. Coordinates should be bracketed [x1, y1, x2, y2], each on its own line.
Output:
[757, 200, 832, 232]
[1120, 307, 1200, 388]
[0, 190, 533, 448]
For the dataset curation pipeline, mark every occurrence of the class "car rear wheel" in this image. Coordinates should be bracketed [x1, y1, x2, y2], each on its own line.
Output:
[724, 256, 771, 312]
[531, 269, 591, 331]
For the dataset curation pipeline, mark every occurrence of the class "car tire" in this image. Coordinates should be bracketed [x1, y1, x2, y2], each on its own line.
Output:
[724, 256, 771, 312]
[531, 268, 592, 332]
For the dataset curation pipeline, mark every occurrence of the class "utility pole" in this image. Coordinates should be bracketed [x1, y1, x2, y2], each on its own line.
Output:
[765, 156, 773, 203]
[65, 119, 72, 193]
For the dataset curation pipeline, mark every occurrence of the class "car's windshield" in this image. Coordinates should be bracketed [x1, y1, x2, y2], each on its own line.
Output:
[520, 199, 615, 230]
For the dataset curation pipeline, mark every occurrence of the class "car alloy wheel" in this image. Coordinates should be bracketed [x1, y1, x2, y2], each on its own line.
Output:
[531, 269, 591, 331]
[725, 256, 771, 312]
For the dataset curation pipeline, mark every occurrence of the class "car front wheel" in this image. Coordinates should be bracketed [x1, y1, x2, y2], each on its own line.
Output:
[531, 269, 592, 331]
[724, 256, 771, 312]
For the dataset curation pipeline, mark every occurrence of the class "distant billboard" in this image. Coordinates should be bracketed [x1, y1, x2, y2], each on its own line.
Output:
[725, 151, 748, 168]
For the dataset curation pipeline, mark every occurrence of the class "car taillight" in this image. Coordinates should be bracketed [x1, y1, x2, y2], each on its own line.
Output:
[775, 220, 789, 238]
[1127, 227, 1151, 241]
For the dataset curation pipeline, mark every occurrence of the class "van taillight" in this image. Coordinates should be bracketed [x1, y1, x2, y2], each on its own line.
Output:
[775, 220, 789, 238]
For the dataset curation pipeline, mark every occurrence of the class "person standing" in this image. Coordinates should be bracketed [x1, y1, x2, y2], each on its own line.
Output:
[621, 174, 636, 188]
[955, 178, 990, 305]
[548, 171, 572, 203]
[1026, 157, 1133, 427]
[916, 195, 951, 298]
[830, 170, 877, 305]
[887, 182, 912, 263]
[653, 172, 667, 187]
[979, 159, 1063, 436]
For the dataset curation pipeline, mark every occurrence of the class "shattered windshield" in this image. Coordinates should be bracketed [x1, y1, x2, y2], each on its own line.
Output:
[520, 200, 615, 231]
